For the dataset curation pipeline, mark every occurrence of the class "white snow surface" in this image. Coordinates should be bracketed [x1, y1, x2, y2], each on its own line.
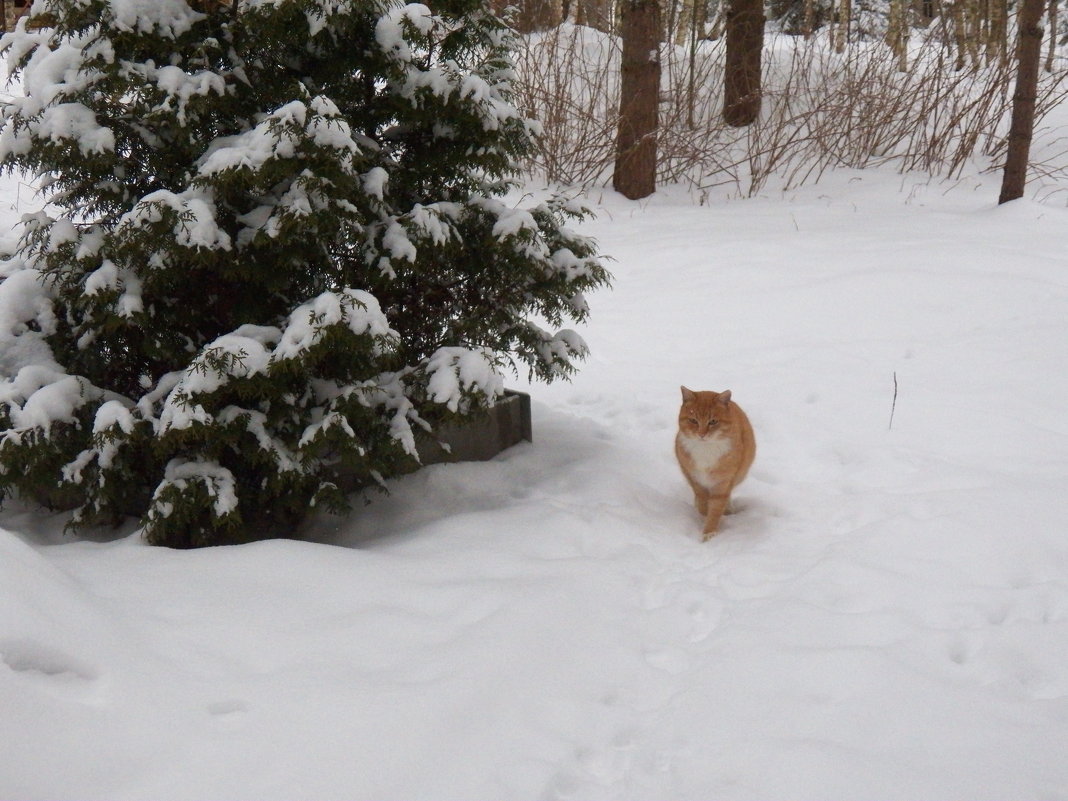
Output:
[2, 161, 1068, 799]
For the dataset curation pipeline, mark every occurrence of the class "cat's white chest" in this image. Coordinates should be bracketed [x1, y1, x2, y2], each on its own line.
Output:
[679, 433, 732, 479]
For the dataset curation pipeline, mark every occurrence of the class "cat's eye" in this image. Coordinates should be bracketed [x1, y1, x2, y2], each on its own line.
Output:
[687, 417, 699, 425]
[709, 419, 719, 426]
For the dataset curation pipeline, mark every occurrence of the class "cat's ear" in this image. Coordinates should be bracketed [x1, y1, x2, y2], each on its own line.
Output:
[719, 389, 732, 405]
[681, 386, 696, 402]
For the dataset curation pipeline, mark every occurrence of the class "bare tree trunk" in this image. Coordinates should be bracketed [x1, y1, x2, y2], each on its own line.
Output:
[514, 0, 562, 33]
[979, 0, 990, 48]
[723, 0, 764, 126]
[949, 0, 967, 68]
[803, 0, 816, 38]
[672, 0, 691, 43]
[964, 0, 982, 65]
[887, 0, 910, 70]
[834, 0, 852, 53]
[950, 0, 982, 68]
[613, 0, 661, 199]
[1045, 0, 1058, 72]
[998, 0, 1044, 203]
[986, 0, 1008, 64]
[676, 0, 709, 44]
[706, 0, 728, 39]
[899, 13, 910, 71]
[686, 0, 701, 127]
[579, 0, 614, 31]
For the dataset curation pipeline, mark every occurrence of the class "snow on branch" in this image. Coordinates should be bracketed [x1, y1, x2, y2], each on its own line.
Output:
[150, 458, 238, 521]
[107, 0, 206, 38]
[0, 366, 99, 431]
[37, 103, 115, 155]
[275, 289, 397, 360]
[426, 347, 504, 413]
[0, 266, 61, 387]
[198, 97, 361, 177]
[375, 3, 434, 62]
[118, 188, 232, 251]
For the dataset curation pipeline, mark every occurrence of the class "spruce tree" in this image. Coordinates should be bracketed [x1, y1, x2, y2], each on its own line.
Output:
[0, 0, 608, 547]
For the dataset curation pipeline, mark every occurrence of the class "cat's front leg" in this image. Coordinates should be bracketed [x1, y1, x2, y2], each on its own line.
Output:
[693, 488, 709, 516]
[701, 492, 731, 541]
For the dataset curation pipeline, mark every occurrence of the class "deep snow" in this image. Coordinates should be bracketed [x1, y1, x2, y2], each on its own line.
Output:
[2, 158, 1068, 797]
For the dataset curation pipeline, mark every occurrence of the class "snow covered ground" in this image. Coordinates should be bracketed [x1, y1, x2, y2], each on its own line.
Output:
[3, 157, 1068, 797]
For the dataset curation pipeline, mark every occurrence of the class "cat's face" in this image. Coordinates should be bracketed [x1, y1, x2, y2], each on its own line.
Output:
[678, 387, 733, 440]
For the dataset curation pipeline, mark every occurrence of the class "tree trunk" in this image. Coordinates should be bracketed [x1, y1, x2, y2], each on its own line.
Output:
[949, 0, 971, 68]
[986, 0, 1008, 65]
[802, 0, 816, 38]
[964, 0, 982, 65]
[674, 0, 709, 44]
[584, 0, 614, 31]
[887, 0, 910, 71]
[672, 0, 690, 43]
[613, 0, 661, 199]
[998, 0, 1044, 203]
[723, 0, 764, 126]
[514, 0, 562, 33]
[706, 0, 728, 39]
[1045, 0, 1057, 72]
[686, 0, 701, 128]
[834, 0, 852, 52]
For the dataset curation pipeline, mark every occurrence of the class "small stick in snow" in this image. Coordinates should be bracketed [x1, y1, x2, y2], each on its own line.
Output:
[888, 371, 898, 430]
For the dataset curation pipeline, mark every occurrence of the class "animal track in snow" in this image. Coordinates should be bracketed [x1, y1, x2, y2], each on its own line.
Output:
[947, 638, 974, 665]
[0, 638, 103, 703]
[207, 699, 250, 728]
[640, 576, 723, 648]
[542, 725, 664, 801]
[685, 599, 719, 643]
[0, 638, 98, 681]
[643, 646, 691, 674]
[207, 699, 248, 717]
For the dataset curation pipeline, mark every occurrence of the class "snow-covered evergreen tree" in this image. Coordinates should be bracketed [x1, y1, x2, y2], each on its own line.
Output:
[0, 0, 608, 547]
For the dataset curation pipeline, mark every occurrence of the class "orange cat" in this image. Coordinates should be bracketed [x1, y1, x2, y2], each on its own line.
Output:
[675, 386, 756, 540]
